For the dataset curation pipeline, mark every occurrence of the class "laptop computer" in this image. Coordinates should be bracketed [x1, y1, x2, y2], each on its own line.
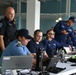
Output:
[1, 55, 34, 73]
[45, 57, 66, 73]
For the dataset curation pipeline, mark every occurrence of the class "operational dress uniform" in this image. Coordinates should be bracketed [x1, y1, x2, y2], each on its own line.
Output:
[1, 40, 31, 56]
[0, 16, 17, 56]
[54, 21, 76, 45]
[66, 36, 73, 46]
[42, 38, 69, 56]
[74, 30, 76, 39]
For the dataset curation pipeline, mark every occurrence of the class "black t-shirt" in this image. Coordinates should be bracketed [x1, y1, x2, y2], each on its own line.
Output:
[27, 39, 45, 53]
[0, 16, 17, 47]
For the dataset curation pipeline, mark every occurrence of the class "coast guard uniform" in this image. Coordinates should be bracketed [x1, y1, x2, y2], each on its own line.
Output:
[54, 21, 76, 45]
[42, 38, 69, 56]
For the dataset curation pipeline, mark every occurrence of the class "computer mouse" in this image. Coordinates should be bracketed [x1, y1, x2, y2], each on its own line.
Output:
[71, 64, 76, 66]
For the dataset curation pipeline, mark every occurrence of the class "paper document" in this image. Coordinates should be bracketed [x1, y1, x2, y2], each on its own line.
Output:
[19, 69, 30, 74]
[63, 47, 72, 53]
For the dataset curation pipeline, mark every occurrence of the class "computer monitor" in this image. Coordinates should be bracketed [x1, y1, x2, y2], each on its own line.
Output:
[1, 55, 34, 73]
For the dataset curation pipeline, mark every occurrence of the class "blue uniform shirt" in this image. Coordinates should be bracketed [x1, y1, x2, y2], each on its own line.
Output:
[54, 21, 76, 45]
[42, 38, 69, 56]
[66, 37, 73, 46]
[2, 39, 31, 56]
[27, 39, 45, 53]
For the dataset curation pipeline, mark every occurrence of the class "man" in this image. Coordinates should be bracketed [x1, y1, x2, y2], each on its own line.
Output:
[0, 6, 17, 56]
[54, 16, 76, 46]
[27, 29, 48, 60]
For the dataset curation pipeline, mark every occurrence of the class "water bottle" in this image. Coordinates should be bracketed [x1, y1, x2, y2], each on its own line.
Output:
[35, 48, 43, 71]
[60, 50, 65, 63]
[72, 46, 76, 51]
[49, 50, 54, 58]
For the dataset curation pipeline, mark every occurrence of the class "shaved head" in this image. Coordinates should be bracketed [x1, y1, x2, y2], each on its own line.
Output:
[5, 7, 15, 21]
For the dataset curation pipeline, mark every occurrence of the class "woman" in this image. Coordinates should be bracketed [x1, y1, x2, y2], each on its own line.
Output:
[42, 29, 71, 57]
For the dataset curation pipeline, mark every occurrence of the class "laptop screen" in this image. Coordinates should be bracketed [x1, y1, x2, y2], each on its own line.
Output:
[46, 57, 59, 71]
[1, 55, 34, 72]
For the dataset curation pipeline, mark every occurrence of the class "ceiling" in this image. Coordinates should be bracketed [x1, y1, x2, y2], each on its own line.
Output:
[0, 0, 52, 7]
[0, 0, 76, 20]
[0, 0, 17, 7]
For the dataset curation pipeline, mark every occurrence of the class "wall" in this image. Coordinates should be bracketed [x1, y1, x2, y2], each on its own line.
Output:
[40, 19, 56, 33]
[13, 0, 76, 33]
[41, 0, 66, 13]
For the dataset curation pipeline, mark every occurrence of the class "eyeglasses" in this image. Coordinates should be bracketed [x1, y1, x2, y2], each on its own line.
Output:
[48, 33, 55, 35]
[36, 35, 43, 37]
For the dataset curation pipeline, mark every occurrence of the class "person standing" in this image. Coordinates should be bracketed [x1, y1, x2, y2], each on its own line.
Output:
[0, 6, 17, 56]
[54, 16, 76, 46]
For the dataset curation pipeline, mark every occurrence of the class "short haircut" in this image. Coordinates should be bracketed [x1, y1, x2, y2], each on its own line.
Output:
[46, 29, 53, 35]
[34, 29, 42, 35]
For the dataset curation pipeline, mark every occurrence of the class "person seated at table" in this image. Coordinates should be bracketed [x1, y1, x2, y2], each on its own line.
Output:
[27, 29, 49, 62]
[42, 29, 72, 57]
[1, 29, 36, 65]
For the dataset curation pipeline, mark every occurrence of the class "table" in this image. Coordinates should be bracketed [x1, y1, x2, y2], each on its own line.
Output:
[0, 61, 76, 75]
[50, 61, 76, 75]
[17, 63, 76, 75]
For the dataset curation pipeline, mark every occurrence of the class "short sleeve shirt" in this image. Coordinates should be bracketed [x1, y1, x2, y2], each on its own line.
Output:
[27, 39, 45, 53]
[2, 39, 31, 56]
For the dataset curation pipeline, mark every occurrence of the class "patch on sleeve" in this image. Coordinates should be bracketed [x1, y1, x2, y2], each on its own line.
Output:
[0, 23, 3, 28]
[67, 29, 72, 32]
[16, 41, 22, 47]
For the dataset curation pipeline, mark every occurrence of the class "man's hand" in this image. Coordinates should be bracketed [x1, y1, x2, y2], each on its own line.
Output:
[0, 35, 5, 51]
[69, 45, 72, 51]
[61, 30, 68, 34]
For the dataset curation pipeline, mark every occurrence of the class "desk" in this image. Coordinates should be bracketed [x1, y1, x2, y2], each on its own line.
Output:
[50, 61, 76, 75]
[10, 62, 76, 75]
[0, 61, 76, 75]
